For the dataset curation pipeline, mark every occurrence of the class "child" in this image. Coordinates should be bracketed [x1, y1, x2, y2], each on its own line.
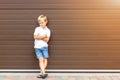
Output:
[33, 15, 51, 79]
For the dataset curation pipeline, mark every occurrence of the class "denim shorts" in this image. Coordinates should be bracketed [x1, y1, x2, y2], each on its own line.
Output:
[35, 47, 49, 58]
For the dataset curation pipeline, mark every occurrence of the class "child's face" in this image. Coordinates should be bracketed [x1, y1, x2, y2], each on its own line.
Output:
[38, 18, 47, 28]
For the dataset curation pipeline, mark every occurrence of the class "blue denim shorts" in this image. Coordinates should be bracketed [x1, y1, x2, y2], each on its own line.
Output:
[35, 47, 49, 58]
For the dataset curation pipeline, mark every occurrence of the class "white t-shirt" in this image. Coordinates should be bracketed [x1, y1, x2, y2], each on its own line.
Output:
[34, 26, 51, 48]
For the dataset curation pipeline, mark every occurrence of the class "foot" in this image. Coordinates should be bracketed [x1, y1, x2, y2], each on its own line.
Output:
[42, 74, 48, 79]
[37, 74, 43, 78]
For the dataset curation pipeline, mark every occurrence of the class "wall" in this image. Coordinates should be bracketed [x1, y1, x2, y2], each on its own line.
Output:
[0, 0, 120, 69]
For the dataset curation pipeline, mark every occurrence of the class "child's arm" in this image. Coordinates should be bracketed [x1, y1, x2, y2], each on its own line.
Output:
[34, 34, 46, 40]
[42, 35, 50, 42]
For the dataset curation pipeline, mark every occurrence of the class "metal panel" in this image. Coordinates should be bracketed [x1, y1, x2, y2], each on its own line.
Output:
[0, 0, 120, 69]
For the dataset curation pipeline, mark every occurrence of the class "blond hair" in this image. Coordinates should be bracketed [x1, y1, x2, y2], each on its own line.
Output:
[37, 15, 48, 23]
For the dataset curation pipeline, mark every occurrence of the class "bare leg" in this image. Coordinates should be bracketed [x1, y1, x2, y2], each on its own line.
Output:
[44, 58, 48, 69]
[39, 58, 45, 74]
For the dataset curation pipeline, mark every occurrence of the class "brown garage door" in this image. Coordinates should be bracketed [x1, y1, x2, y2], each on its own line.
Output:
[0, 0, 120, 69]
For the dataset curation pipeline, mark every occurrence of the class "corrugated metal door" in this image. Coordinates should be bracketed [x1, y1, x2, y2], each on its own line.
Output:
[0, 0, 120, 69]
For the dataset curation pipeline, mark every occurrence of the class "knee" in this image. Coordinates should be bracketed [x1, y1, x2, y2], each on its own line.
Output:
[39, 58, 44, 62]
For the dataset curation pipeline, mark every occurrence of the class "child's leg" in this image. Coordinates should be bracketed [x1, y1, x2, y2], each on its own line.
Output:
[39, 58, 45, 74]
[44, 58, 48, 69]
[42, 47, 48, 73]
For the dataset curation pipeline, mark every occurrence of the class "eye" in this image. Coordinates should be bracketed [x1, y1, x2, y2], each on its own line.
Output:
[39, 22, 44, 24]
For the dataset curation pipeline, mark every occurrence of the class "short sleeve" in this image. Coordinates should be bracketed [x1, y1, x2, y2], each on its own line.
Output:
[47, 29, 51, 37]
[34, 27, 39, 35]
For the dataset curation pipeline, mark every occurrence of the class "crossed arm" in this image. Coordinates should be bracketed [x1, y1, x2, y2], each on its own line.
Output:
[34, 34, 50, 42]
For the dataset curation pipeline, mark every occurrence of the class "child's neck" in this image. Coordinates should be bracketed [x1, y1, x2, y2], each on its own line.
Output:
[40, 26, 46, 29]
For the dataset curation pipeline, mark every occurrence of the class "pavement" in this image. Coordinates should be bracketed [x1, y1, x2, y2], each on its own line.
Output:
[0, 73, 120, 80]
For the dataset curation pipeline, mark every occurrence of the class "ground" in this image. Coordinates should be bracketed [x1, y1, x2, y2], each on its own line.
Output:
[0, 73, 120, 80]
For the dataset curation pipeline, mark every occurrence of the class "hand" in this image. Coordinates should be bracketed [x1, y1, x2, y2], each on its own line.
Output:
[44, 34, 47, 38]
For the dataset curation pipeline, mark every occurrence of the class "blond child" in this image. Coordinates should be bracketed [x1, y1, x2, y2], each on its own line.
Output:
[34, 15, 51, 79]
